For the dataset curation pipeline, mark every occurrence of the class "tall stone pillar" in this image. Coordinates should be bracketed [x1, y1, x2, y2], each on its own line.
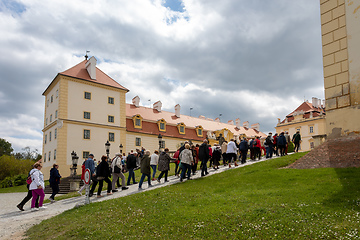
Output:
[320, 0, 360, 138]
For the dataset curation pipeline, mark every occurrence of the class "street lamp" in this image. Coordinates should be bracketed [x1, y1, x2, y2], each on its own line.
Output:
[158, 134, 162, 151]
[105, 140, 111, 166]
[119, 143, 123, 154]
[70, 151, 79, 177]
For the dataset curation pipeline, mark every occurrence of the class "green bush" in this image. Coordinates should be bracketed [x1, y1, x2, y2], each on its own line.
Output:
[0, 177, 13, 188]
[0, 155, 35, 186]
[14, 174, 27, 186]
[287, 142, 294, 153]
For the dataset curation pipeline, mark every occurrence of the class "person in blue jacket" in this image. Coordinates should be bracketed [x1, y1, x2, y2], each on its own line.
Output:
[49, 164, 62, 202]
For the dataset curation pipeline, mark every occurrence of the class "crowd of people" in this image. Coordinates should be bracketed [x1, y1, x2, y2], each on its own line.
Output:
[16, 131, 301, 211]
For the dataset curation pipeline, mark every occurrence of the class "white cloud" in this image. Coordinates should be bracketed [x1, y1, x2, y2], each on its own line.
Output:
[0, 0, 324, 152]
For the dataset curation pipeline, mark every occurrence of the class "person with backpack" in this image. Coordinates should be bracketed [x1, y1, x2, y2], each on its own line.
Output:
[17, 161, 41, 211]
[199, 139, 210, 176]
[239, 138, 249, 164]
[292, 131, 302, 152]
[85, 153, 99, 197]
[112, 153, 128, 191]
[96, 155, 112, 198]
[29, 162, 46, 211]
[265, 133, 274, 159]
[212, 144, 221, 170]
[179, 144, 194, 182]
[138, 150, 153, 190]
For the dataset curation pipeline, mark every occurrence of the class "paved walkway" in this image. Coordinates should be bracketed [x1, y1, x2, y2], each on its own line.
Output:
[0, 156, 276, 239]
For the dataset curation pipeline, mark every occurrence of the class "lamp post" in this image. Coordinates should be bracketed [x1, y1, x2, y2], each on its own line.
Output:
[105, 140, 111, 167]
[70, 151, 79, 178]
[119, 143, 123, 154]
[158, 134, 162, 151]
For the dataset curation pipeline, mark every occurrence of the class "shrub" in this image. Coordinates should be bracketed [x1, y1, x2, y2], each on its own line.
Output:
[0, 177, 13, 188]
[0, 155, 35, 183]
[287, 142, 294, 153]
[14, 174, 27, 186]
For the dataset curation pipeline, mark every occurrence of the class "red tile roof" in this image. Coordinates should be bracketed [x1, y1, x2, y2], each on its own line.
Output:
[59, 60, 128, 91]
[281, 101, 326, 124]
[126, 104, 266, 138]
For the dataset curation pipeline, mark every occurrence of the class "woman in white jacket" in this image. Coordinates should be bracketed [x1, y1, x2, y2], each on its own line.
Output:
[179, 144, 194, 182]
[29, 162, 46, 211]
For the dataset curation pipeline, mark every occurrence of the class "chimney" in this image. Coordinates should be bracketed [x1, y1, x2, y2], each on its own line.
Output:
[317, 98, 322, 108]
[227, 120, 234, 125]
[243, 121, 249, 128]
[251, 123, 260, 131]
[235, 118, 241, 128]
[310, 112, 313, 118]
[153, 101, 162, 112]
[175, 104, 180, 118]
[312, 97, 318, 108]
[215, 118, 220, 122]
[199, 115, 206, 119]
[132, 96, 140, 107]
[207, 118, 214, 121]
[85, 56, 97, 80]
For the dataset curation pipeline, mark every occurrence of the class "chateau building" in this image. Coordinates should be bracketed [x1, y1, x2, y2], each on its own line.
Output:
[275, 97, 326, 152]
[42, 57, 266, 178]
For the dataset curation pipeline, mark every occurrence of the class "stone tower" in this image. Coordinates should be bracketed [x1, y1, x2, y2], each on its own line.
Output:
[319, 0, 360, 138]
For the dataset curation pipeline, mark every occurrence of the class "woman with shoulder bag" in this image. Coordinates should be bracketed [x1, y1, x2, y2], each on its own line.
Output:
[29, 162, 46, 211]
[96, 156, 113, 197]
[111, 153, 128, 191]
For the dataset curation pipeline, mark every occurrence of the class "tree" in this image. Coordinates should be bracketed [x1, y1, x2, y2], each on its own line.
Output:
[14, 147, 42, 161]
[0, 138, 13, 157]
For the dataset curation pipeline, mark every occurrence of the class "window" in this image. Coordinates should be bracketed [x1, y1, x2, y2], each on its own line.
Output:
[133, 115, 143, 129]
[46, 118, 48, 125]
[195, 126, 203, 137]
[83, 151, 90, 159]
[84, 129, 90, 139]
[56, 89, 58, 98]
[310, 142, 314, 149]
[44, 153, 46, 162]
[55, 110, 58, 119]
[135, 137, 141, 146]
[51, 95, 53, 103]
[309, 126, 314, 133]
[84, 91, 91, 100]
[47, 99, 49, 107]
[157, 119, 166, 132]
[108, 115, 114, 123]
[84, 111, 91, 119]
[54, 128, 57, 139]
[48, 151, 51, 161]
[54, 149, 57, 160]
[50, 114, 53, 122]
[177, 123, 186, 134]
[135, 118, 141, 126]
[108, 97, 114, 104]
[109, 132, 115, 142]
[49, 132, 52, 142]
[45, 135, 47, 144]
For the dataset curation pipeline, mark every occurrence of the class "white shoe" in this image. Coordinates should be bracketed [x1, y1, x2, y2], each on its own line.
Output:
[39, 206, 47, 210]
[31, 208, 39, 212]
[49, 198, 55, 203]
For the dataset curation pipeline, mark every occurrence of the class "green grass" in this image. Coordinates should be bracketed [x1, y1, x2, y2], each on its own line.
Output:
[0, 183, 28, 193]
[26, 153, 360, 239]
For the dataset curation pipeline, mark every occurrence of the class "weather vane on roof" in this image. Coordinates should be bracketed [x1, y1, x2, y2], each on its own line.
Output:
[85, 50, 90, 60]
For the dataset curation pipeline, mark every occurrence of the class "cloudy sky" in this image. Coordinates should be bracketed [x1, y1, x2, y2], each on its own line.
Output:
[0, 0, 324, 153]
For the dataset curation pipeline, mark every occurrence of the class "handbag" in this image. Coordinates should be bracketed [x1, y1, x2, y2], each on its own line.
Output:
[26, 176, 32, 185]
[113, 157, 121, 173]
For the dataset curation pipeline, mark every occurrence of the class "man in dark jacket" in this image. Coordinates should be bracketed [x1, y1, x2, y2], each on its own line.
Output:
[126, 152, 138, 185]
[85, 154, 98, 197]
[239, 138, 249, 164]
[198, 139, 210, 177]
[292, 131, 301, 152]
[49, 164, 61, 202]
[277, 132, 287, 156]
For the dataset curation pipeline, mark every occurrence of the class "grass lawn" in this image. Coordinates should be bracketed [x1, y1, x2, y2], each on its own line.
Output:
[26, 153, 360, 239]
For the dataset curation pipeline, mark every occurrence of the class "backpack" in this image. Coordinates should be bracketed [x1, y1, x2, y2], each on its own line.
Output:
[265, 137, 272, 145]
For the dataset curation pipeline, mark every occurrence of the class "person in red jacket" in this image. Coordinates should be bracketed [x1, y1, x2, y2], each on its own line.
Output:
[253, 136, 261, 160]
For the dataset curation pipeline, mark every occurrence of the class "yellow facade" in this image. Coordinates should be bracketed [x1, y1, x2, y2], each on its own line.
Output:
[275, 114, 326, 152]
[320, 0, 360, 138]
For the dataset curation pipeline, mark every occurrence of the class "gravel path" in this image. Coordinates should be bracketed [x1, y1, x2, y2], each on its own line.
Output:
[0, 157, 274, 239]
